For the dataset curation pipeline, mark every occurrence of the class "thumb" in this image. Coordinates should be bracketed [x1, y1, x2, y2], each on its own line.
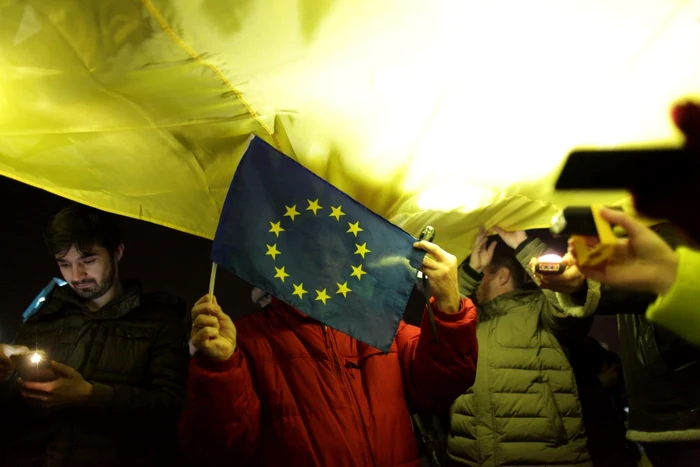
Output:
[51, 361, 77, 378]
[599, 208, 645, 237]
[578, 266, 605, 284]
[10, 345, 30, 355]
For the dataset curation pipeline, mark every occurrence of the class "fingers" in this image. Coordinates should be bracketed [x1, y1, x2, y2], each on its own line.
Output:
[20, 380, 53, 392]
[193, 314, 219, 332]
[486, 240, 497, 256]
[562, 252, 575, 266]
[415, 241, 458, 271]
[598, 208, 646, 237]
[192, 327, 219, 346]
[474, 227, 487, 248]
[413, 241, 448, 262]
[194, 295, 219, 307]
[21, 388, 51, 403]
[420, 255, 440, 272]
[50, 361, 75, 377]
[192, 301, 225, 321]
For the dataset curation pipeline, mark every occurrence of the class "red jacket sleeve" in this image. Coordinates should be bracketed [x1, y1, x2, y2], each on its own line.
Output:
[397, 297, 478, 412]
[178, 349, 261, 466]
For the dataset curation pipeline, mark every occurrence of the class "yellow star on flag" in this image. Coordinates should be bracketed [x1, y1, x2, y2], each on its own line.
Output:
[306, 199, 323, 215]
[274, 266, 289, 283]
[347, 221, 363, 237]
[329, 205, 346, 221]
[350, 264, 367, 280]
[265, 243, 281, 260]
[284, 205, 300, 221]
[292, 283, 307, 299]
[336, 282, 352, 298]
[354, 243, 371, 259]
[315, 288, 331, 305]
[269, 221, 285, 237]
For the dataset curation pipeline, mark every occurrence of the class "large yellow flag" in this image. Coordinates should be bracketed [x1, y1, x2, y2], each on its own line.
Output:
[0, 0, 698, 261]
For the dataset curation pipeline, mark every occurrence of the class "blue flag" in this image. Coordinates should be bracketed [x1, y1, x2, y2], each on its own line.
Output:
[212, 137, 425, 351]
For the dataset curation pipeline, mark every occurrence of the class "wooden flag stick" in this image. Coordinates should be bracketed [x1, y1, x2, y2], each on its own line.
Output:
[208, 262, 218, 303]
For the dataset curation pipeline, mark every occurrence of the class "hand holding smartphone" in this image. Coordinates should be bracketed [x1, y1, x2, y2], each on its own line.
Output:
[10, 350, 58, 382]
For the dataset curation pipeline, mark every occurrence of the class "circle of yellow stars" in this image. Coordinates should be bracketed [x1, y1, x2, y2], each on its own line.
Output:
[265, 199, 371, 305]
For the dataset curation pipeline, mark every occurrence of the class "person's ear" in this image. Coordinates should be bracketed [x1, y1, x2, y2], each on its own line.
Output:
[115, 244, 125, 262]
[498, 267, 511, 287]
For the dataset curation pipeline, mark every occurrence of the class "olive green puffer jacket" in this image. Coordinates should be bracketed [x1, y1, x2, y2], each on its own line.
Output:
[447, 238, 600, 467]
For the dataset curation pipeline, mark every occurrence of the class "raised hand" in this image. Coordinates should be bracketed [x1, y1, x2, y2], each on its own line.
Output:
[469, 227, 497, 273]
[569, 208, 678, 296]
[495, 227, 527, 250]
[191, 295, 237, 361]
[413, 240, 460, 313]
[529, 253, 586, 294]
[0, 344, 29, 381]
[20, 362, 92, 408]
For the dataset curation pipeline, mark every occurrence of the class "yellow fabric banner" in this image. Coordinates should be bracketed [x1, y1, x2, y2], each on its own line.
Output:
[0, 0, 698, 261]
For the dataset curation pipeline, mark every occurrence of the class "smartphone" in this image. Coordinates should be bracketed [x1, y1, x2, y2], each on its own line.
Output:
[419, 226, 436, 243]
[535, 254, 566, 275]
[10, 351, 57, 382]
[416, 226, 436, 282]
[555, 147, 692, 191]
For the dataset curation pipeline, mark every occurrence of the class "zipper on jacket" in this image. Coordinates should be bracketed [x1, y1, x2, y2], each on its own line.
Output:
[322, 325, 376, 466]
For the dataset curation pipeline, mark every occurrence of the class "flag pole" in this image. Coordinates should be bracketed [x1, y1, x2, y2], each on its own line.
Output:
[208, 262, 218, 303]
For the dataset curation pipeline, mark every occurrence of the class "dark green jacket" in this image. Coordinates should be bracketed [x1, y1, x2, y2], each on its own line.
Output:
[447, 238, 600, 466]
[0, 281, 189, 467]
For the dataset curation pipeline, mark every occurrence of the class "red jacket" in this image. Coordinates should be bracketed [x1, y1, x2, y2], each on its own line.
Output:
[179, 297, 478, 467]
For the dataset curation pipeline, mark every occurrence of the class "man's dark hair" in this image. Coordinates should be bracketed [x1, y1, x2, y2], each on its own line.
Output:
[44, 204, 122, 257]
[485, 242, 528, 290]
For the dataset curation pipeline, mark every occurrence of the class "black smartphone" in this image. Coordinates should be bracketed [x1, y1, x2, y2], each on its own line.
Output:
[555, 147, 693, 191]
[10, 351, 57, 382]
[419, 226, 435, 243]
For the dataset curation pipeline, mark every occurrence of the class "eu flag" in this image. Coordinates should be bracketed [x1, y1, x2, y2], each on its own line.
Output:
[212, 137, 425, 351]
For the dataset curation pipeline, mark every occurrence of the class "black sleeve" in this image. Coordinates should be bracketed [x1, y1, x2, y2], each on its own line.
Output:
[595, 286, 656, 315]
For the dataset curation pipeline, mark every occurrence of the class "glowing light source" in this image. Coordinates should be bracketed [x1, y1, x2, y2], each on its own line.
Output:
[30, 352, 42, 363]
[538, 254, 564, 263]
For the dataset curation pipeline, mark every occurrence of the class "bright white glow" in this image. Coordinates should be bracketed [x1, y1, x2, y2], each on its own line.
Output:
[538, 254, 563, 263]
[30, 352, 42, 363]
[37, 297, 45, 303]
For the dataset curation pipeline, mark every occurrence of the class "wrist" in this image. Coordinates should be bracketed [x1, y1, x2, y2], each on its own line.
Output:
[78, 382, 94, 405]
[512, 236, 527, 249]
[651, 252, 680, 296]
[468, 259, 483, 274]
[434, 294, 461, 314]
[205, 344, 237, 362]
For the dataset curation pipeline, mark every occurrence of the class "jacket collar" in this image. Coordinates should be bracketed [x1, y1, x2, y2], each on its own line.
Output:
[479, 287, 538, 321]
[38, 279, 142, 319]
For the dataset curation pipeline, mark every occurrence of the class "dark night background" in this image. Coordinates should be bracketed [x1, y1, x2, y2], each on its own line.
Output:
[0, 175, 618, 352]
